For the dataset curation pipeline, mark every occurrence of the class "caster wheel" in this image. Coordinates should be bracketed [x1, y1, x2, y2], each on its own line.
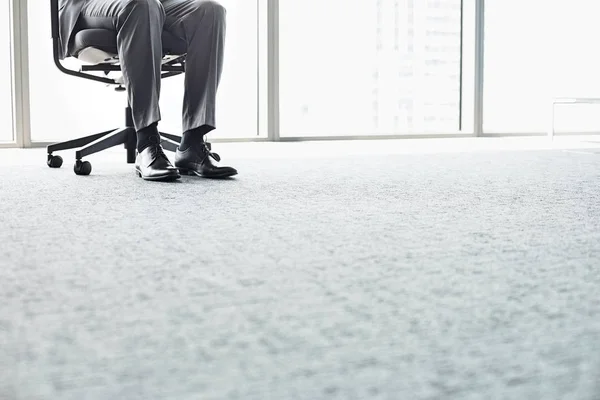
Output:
[47, 155, 63, 168]
[74, 160, 92, 176]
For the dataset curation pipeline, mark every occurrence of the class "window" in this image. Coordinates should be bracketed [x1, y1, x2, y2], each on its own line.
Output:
[27, 0, 259, 143]
[279, 0, 463, 137]
[0, 1, 13, 143]
[484, 0, 600, 134]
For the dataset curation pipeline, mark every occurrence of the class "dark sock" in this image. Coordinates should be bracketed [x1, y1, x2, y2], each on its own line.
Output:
[137, 123, 160, 152]
[179, 125, 214, 150]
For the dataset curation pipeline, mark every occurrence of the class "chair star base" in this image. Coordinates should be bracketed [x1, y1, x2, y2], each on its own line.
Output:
[46, 106, 182, 176]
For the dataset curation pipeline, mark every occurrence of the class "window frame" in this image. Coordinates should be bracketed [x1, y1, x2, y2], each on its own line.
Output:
[0, 0, 29, 148]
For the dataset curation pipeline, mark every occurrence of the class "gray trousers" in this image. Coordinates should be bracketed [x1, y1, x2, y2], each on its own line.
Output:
[78, 0, 226, 132]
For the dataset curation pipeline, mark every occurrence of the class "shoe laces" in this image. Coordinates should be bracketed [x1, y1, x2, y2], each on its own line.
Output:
[145, 136, 169, 159]
[139, 144, 170, 169]
[198, 142, 221, 162]
[149, 143, 171, 163]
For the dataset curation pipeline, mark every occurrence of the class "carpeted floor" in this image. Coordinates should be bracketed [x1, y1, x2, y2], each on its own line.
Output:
[1, 140, 600, 400]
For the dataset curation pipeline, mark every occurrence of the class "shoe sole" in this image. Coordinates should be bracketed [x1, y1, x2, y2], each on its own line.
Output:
[136, 168, 181, 182]
[179, 168, 238, 179]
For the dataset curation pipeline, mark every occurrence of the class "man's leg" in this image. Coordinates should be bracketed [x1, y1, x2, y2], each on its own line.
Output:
[161, 0, 237, 178]
[77, 0, 180, 181]
[78, 0, 165, 148]
[161, 0, 225, 136]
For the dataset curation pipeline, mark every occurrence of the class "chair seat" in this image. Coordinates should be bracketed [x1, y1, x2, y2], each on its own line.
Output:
[71, 28, 187, 64]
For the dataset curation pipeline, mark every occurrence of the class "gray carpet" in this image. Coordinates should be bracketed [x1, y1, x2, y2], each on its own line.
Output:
[1, 143, 600, 400]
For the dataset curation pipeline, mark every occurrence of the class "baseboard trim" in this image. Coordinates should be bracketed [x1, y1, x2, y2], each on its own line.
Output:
[18, 132, 600, 149]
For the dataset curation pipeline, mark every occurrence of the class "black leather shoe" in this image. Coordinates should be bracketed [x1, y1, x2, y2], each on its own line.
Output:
[174, 142, 238, 179]
[135, 144, 181, 181]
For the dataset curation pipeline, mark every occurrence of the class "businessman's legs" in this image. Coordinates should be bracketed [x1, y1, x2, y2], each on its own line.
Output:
[77, 0, 180, 180]
[76, 0, 235, 179]
[162, 0, 237, 178]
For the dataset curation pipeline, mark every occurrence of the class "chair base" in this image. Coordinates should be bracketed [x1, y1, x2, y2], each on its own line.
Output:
[46, 106, 182, 175]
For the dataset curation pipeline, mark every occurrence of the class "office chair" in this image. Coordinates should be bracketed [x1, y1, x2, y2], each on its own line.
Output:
[46, 0, 203, 175]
